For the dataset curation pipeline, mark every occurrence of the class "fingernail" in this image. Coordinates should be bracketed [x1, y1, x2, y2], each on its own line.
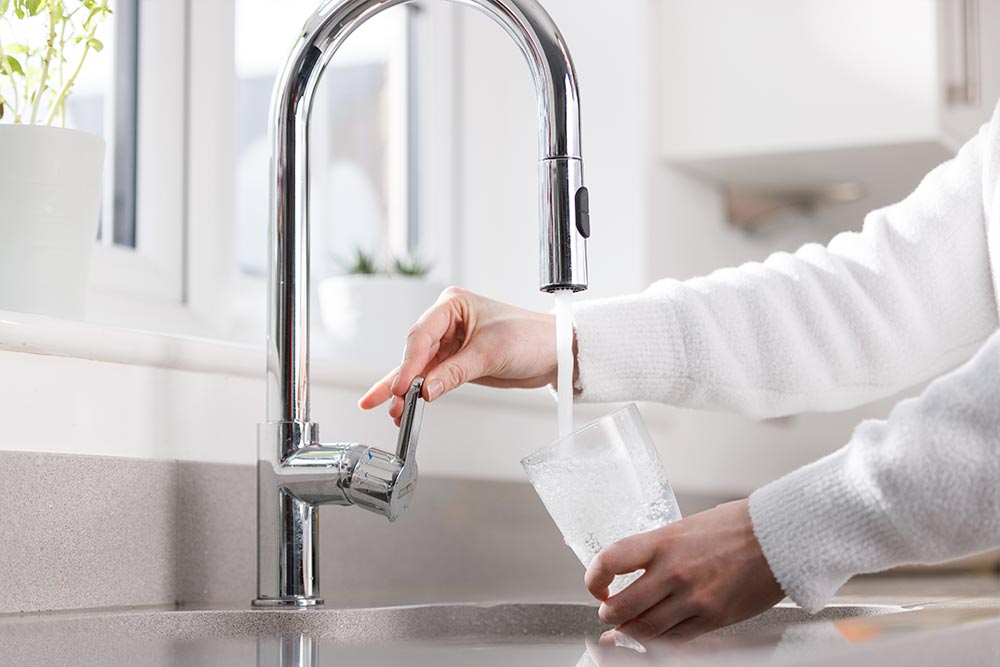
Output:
[426, 379, 444, 401]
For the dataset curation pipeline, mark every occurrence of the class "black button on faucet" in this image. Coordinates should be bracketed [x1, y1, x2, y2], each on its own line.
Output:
[576, 187, 591, 238]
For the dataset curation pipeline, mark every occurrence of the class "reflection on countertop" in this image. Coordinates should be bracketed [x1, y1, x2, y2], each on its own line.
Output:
[1, 577, 999, 666]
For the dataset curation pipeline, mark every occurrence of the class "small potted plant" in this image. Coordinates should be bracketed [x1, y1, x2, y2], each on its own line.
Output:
[0, 0, 111, 318]
[318, 248, 443, 368]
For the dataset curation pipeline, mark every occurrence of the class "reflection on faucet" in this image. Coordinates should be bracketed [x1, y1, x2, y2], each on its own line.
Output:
[257, 634, 318, 667]
[255, 0, 590, 608]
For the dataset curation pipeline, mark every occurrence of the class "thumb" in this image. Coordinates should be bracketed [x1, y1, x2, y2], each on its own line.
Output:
[423, 346, 488, 402]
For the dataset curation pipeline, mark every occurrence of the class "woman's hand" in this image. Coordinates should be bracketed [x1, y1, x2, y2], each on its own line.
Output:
[585, 499, 784, 643]
[359, 287, 559, 424]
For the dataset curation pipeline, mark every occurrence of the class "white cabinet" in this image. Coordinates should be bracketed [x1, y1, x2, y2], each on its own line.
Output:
[658, 0, 1000, 195]
[940, 0, 1000, 146]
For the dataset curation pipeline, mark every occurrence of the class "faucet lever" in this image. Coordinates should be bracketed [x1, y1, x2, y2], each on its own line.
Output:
[342, 377, 425, 523]
[396, 377, 425, 463]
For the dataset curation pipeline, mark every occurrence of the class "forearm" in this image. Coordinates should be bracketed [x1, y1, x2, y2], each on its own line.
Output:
[749, 329, 1000, 612]
[575, 122, 997, 416]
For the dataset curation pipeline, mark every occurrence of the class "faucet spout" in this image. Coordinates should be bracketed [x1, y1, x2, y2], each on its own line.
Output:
[257, 0, 589, 608]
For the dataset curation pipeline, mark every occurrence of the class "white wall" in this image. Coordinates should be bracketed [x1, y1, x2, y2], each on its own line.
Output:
[0, 315, 598, 481]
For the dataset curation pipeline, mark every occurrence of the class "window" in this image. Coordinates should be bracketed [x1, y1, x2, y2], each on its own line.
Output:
[88, 0, 187, 314]
[0, 0, 188, 324]
[65, 0, 138, 248]
[2, 0, 456, 341]
[0, 0, 138, 247]
[233, 0, 419, 281]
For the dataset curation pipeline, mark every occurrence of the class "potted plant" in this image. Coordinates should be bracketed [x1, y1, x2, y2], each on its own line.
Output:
[318, 248, 443, 368]
[0, 0, 111, 318]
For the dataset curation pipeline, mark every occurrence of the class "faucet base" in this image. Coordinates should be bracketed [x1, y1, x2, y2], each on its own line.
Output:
[252, 597, 325, 608]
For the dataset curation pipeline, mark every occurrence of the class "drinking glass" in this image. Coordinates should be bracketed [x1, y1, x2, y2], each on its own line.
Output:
[522, 404, 682, 595]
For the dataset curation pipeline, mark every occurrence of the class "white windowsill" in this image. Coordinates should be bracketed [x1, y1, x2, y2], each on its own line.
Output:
[0, 309, 560, 412]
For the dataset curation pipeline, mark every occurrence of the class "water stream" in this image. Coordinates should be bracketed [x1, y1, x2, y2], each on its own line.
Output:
[553, 290, 575, 440]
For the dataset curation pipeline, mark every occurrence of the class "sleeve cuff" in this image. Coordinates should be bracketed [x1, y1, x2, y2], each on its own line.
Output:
[748, 443, 912, 613]
[573, 291, 691, 404]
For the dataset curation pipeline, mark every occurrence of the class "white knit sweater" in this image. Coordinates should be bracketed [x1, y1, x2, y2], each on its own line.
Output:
[573, 101, 1000, 613]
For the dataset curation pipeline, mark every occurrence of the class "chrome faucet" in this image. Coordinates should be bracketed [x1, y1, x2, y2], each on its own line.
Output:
[255, 0, 590, 608]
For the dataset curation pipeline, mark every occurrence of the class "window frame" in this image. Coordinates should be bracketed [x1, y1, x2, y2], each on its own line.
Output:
[86, 0, 460, 346]
[183, 0, 460, 344]
[86, 0, 190, 329]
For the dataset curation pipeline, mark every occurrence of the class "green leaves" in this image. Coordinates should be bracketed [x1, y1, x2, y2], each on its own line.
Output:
[1, 0, 112, 126]
[339, 248, 435, 277]
[8, 0, 47, 19]
[4, 55, 24, 76]
[342, 248, 383, 276]
[393, 254, 433, 277]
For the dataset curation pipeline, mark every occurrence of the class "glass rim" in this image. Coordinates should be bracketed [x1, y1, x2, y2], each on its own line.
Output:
[520, 402, 642, 468]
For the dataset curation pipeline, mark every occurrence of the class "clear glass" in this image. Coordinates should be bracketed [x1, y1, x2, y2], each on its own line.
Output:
[522, 404, 682, 594]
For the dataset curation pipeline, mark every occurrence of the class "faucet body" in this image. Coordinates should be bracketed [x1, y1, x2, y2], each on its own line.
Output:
[256, 0, 590, 607]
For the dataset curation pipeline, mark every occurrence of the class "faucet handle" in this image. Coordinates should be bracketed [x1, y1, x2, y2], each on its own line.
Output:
[344, 377, 425, 522]
[395, 377, 425, 463]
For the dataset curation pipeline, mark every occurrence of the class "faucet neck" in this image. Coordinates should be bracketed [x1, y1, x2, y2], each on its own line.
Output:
[266, 0, 588, 429]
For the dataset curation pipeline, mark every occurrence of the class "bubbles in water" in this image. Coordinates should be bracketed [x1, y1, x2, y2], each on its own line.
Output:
[525, 445, 682, 595]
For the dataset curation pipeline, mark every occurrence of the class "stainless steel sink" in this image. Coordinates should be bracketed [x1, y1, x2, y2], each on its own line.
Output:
[0, 602, 907, 667]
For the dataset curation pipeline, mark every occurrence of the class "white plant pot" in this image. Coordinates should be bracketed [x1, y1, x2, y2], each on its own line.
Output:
[318, 275, 444, 369]
[0, 124, 105, 319]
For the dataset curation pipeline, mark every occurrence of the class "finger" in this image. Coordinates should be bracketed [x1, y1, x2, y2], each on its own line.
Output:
[389, 394, 404, 423]
[599, 570, 672, 627]
[586, 534, 658, 601]
[394, 299, 460, 398]
[422, 345, 489, 402]
[617, 598, 695, 643]
[359, 367, 400, 410]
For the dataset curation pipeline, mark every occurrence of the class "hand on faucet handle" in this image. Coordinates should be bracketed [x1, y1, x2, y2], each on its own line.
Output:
[359, 286, 560, 425]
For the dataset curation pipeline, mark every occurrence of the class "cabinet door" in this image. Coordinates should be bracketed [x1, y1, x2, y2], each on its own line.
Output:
[658, 0, 941, 160]
[940, 0, 1000, 147]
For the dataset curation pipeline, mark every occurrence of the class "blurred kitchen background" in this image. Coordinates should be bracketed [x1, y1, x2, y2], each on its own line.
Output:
[3, 0, 997, 505]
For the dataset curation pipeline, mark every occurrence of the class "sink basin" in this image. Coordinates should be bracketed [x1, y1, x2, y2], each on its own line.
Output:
[0, 602, 906, 666]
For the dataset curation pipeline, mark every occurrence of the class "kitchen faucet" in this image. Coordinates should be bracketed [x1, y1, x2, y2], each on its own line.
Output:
[255, 0, 590, 607]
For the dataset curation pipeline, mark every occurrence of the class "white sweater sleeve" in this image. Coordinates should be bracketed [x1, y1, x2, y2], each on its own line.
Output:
[748, 328, 1000, 612]
[574, 122, 999, 418]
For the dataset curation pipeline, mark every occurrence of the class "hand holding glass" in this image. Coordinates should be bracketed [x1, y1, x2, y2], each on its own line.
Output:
[522, 404, 682, 595]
